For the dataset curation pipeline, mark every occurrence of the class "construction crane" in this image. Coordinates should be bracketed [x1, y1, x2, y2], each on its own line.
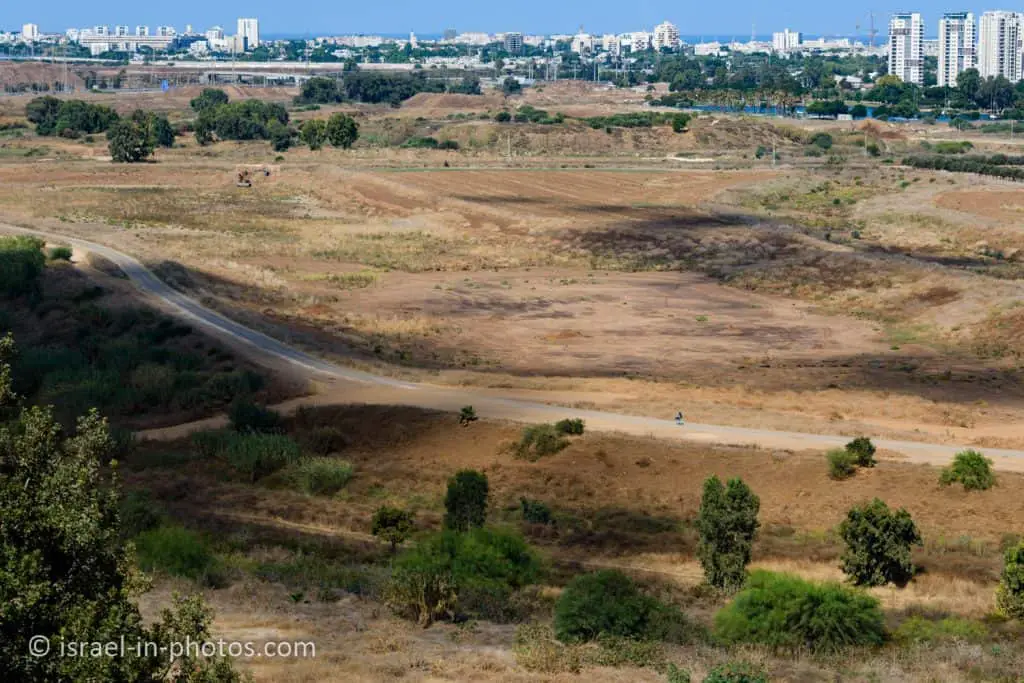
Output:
[856, 12, 879, 48]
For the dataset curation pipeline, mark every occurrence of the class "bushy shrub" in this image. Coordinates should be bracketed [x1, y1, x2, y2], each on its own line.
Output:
[520, 497, 553, 525]
[553, 570, 698, 644]
[996, 540, 1024, 619]
[119, 489, 164, 539]
[386, 527, 540, 625]
[809, 132, 834, 149]
[402, 135, 439, 149]
[495, 110, 512, 122]
[0, 235, 45, 297]
[846, 436, 876, 467]
[827, 448, 857, 480]
[459, 405, 478, 425]
[939, 449, 995, 490]
[228, 399, 282, 434]
[555, 418, 585, 435]
[838, 498, 921, 587]
[223, 433, 302, 482]
[47, 246, 73, 261]
[288, 457, 353, 495]
[437, 139, 460, 150]
[714, 570, 885, 653]
[893, 615, 988, 644]
[443, 469, 489, 531]
[697, 476, 760, 591]
[134, 525, 220, 585]
[515, 423, 569, 460]
[702, 661, 769, 683]
[299, 426, 347, 455]
[671, 113, 691, 133]
[371, 505, 416, 550]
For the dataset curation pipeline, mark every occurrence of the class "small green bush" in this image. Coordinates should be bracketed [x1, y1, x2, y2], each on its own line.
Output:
[809, 132, 833, 149]
[714, 570, 885, 653]
[224, 433, 302, 482]
[553, 569, 698, 644]
[996, 540, 1024, 619]
[893, 615, 988, 644]
[702, 661, 769, 683]
[443, 469, 489, 531]
[288, 457, 353, 495]
[134, 525, 220, 585]
[515, 423, 569, 460]
[666, 663, 692, 683]
[371, 505, 416, 550]
[555, 418, 585, 435]
[827, 448, 857, 480]
[839, 498, 921, 587]
[387, 527, 541, 625]
[459, 405, 478, 425]
[119, 489, 164, 539]
[940, 449, 995, 491]
[228, 399, 282, 434]
[846, 436, 876, 467]
[520, 497, 553, 525]
[47, 246, 73, 261]
[299, 426, 347, 455]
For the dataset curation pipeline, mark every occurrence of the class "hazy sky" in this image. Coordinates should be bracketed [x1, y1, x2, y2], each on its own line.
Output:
[5, 1, 953, 37]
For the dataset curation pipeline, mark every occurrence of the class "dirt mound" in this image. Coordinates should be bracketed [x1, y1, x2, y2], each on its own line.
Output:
[0, 62, 86, 90]
[402, 92, 502, 110]
[858, 120, 906, 140]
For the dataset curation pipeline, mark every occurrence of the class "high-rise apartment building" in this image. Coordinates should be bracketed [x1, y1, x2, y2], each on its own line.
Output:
[237, 18, 259, 50]
[888, 12, 924, 84]
[978, 11, 1023, 81]
[135, 25, 149, 37]
[653, 21, 680, 50]
[504, 31, 523, 53]
[772, 28, 802, 52]
[938, 12, 976, 87]
[21, 23, 39, 41]
[115, 25, 129, 37]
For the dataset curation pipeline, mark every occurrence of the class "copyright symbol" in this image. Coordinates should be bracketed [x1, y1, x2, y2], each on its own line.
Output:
[29, 635, 50, 657]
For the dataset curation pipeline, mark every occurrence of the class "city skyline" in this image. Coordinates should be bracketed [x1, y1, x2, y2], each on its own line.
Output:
[1, 1, 1011, 37]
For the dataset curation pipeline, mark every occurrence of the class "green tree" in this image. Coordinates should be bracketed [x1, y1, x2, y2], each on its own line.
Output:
[189, 87, 229, 112]
[325, 112, 359, 148]
[25, 95, 61, 135]
[300, 119, 327, 150]
[443, 469, 489, 531]
[502, 76, 522, 95]
[107, 119, 154, 163]
[294, 76, 343, 105]
[130, 109, 174, 148]
[838, 498, 921, 587]
[845, 437, 876, 467]
[267, 120, 293, 152]
[0, 333, 17, 407]
[957, 68, 981, 104]
[671, 112, 691, 132]
[0, 402, 241, 681]
[372, 505, 415, 551]
[996, 540, 1024, 620]
[939, 449, 995, 490]
[697, 476, 760, 591]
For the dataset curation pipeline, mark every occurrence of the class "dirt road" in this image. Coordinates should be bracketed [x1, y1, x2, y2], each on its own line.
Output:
[8, 223, 1024, 469]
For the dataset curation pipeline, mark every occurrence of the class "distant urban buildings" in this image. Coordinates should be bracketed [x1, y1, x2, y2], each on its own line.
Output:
[978, 10, 1022, 82]
[888, 12, 924, 85]
[938, 12, 976, 87]
[237, 18, 259, 50]
[21, 23, 39, 41]
[503, 31, 523, 54]
[772, 28, 802, 53]
[652, 21, 680, 51]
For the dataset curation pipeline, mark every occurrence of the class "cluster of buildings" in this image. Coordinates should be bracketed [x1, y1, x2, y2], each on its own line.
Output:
[9, 18, 260, 56]
[889, 10, 1024, 87]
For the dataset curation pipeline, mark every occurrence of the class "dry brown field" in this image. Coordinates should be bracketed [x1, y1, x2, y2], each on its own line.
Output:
[5, 80, 1024, 681]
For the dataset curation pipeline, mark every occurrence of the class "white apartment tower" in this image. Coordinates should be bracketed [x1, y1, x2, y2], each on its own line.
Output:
[653, 21, 680, 50]
[888, 12, 924, 84]
[978, 11, 1023, 82]
[135, 25, 150, 37]
[21, 23, 39, 41]
[938, 13, 976, 87]
[772, 29, 802, 52]
[237, 18, 259, 50]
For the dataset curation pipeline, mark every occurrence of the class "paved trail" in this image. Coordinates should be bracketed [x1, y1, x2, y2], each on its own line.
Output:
[8, 224, 1024, 468]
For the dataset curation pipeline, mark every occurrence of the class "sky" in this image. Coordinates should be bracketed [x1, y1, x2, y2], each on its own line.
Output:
[4, 1, 958, 37]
